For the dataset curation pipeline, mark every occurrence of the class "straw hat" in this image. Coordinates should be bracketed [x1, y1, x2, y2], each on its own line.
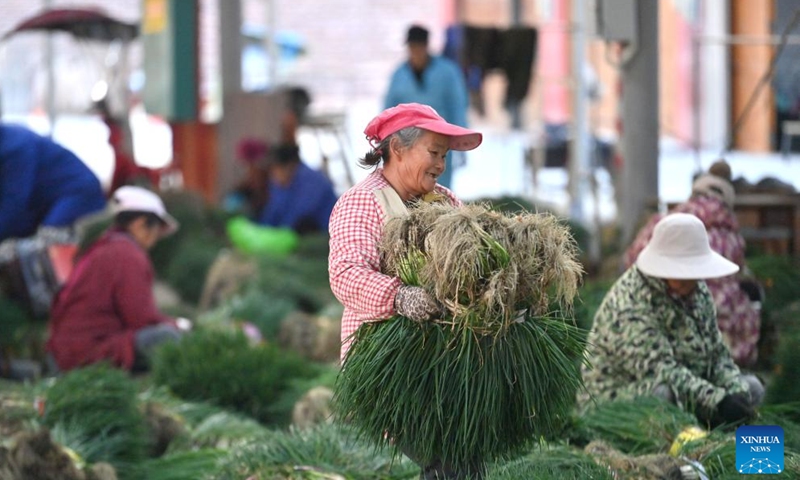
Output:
[636, 213, 739, 279]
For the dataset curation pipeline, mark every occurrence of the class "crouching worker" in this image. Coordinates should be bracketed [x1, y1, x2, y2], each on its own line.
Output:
[581, 213, 763, 430]
[47, 186, 191, 373]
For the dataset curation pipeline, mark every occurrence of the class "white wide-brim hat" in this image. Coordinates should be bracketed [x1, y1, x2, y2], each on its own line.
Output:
[111, 186, 179, 236]
[636, 213, 739, 280]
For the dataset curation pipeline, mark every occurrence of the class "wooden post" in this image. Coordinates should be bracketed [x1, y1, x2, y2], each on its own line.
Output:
[730, 0, 774, 152]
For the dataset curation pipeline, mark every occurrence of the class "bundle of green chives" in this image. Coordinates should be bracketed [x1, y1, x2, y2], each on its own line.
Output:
[576, 396, 699, 455]
[334, 202, 587, 468]
[43, 364, 149, 479]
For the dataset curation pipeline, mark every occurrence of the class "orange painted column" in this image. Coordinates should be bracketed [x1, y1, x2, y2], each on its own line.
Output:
[171, 122, 218, 203]
[730, 0, 774, 152]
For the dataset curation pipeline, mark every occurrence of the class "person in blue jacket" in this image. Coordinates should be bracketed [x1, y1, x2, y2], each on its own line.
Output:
[0, 123, 106, 243]
[258, 143, 338, 234]
[384, 25, 470, 189]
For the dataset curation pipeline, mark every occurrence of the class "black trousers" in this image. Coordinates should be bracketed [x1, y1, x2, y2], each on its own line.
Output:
[400, 445, 485, 480]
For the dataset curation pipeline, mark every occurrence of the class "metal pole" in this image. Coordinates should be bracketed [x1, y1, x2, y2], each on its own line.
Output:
[44, 0, 55, 135]
[569, 0, 589, 223]
[701, 0, 730, 154]
[511, 0, 522, 24]
[570, 0, 600, 267]
[509, 0, 523, 129]
[266, 0, 279, 87]
[619, 0, 659, 244]
[692, 23, 702, 173]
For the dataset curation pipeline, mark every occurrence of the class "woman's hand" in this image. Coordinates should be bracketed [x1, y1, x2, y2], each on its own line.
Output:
[394, 285, 442, 322]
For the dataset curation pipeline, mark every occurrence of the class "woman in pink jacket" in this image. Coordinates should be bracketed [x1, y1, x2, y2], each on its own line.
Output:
[47, 187, 189, 372]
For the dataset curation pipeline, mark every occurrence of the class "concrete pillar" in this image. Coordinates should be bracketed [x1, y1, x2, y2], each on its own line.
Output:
[219, 0, 242, 97]
[216, 0, 243, 202]
[620, 1, 659, 244]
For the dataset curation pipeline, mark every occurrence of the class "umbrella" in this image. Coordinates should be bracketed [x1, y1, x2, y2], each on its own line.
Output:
[1, 7, 138, 43]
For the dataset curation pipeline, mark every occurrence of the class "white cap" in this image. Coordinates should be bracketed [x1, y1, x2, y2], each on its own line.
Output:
[636, 213, 739, 280]
[111, 186, 179, 236]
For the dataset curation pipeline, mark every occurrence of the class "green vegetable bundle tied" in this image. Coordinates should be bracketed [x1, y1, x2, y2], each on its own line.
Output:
[334, 202, 588, 468]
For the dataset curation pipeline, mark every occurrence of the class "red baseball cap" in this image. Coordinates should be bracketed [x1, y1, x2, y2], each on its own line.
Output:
[364, 103, 482, 151]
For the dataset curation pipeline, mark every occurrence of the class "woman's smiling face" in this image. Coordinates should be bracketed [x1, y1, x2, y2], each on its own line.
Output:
[392, 130, 449, 199]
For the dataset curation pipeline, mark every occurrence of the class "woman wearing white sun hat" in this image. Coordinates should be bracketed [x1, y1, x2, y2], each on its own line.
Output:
[581, 213, 763, 429]
[623, 160, 760, 368]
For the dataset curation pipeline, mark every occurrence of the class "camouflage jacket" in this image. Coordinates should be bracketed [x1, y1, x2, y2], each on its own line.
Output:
[580, 266, 747, 411]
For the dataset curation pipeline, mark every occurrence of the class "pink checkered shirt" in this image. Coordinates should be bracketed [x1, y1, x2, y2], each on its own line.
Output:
[328, 168, 460, 361]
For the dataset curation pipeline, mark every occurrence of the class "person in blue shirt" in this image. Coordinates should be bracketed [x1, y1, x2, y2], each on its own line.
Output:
[257, 143, 338, 234]
[384, 25, 470, 189]
[0, 123, 106, 243]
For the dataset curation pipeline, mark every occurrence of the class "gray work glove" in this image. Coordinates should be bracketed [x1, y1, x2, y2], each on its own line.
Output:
[394, 285, 442, 322]
[0, 239, 17, 264]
